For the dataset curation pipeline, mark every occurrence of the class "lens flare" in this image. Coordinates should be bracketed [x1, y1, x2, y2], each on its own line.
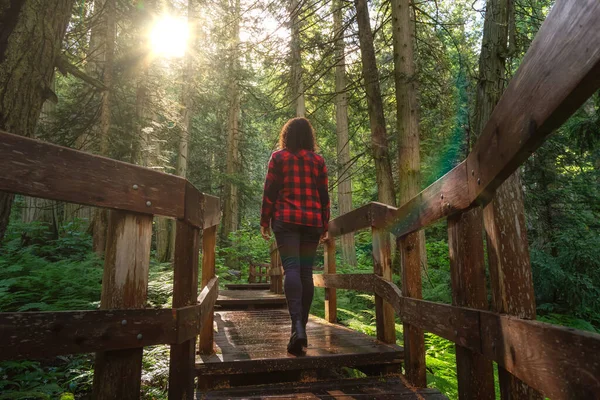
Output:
[150, 16, 189, 58]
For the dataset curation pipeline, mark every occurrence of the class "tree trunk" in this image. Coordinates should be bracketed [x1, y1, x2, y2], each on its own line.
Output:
[390, 0, 427, 270]
[290, 0, 305, 117]
[0, 0, 76, 243]
[23, 78, 59, 236]
[92, 0, 116, 255]
[222, 0, 241, 242]
[476, 1, 541, 398]
[333, 0, 356, 266]
[354, 0, 396, 207]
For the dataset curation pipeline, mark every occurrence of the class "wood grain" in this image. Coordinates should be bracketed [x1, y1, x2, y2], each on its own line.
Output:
[448, 209, 495, 399]
[199, 225, 217, 355]
[93, 211, 152, 399]
[169, 220, 201, 399]
[0, 308, 177, 360]
[372, 227, 395, 344]
[0, 130, 185, 218]
[324, 239, 337, 323]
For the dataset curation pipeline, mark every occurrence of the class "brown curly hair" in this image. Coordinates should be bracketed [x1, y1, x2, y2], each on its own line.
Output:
[278, 117, 316, 153]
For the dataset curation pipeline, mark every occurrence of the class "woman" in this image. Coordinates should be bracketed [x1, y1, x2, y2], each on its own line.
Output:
[260, 117, 330, 355]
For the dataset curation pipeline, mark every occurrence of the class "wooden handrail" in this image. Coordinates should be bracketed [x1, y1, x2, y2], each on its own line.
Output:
[0, 288, 218, 362]
[313, 273, 600, 399]
[0, 130, 220, 229]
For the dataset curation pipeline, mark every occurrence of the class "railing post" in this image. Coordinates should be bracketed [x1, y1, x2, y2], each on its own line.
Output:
[398, 232, 426, 387]
[372, 228, 395, 344]
[92, 210, 152, 400]
[199, 224, 217, 355]
[270, 241, 283, 294]
[168, 220, 200, 399]
[448, 209, 495, 399]
[483, 175, 542, 399]
[324, 239, 337, 323]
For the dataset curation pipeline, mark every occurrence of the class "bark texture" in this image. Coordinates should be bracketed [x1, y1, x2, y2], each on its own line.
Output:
[354, 0, 396, 206]
[92, 0, 116, 254]
[476, 1, 541, 398]
[290, 0, 305, 117]
[0, 0, 76, 242]
[333, 0, 356, 266]
[223, 0, 241, 240]
[390, 0, 427, 270]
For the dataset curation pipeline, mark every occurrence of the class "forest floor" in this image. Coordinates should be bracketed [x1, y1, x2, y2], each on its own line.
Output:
[0, 221, 598, 400]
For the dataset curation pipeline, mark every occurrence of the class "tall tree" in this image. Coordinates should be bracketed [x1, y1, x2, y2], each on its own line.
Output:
[222, 0, 242, 240]
[354, 0, 396, 206]
[290, 0, 305, 117]
[476, 0, 541, 398]
[333, 0, 356, 265]
[390, 0, 427, 270]
[0, 0, 76, 242]
[91, 0, 116, 254]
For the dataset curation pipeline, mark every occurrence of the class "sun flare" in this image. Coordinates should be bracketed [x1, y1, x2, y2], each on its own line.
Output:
[150, 16, 189, 58]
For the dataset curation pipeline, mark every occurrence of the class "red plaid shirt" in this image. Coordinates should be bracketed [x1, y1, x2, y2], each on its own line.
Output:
[261, 149, 330, 231]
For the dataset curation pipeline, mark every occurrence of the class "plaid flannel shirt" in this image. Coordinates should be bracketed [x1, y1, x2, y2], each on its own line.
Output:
[260, 149, 330, 232]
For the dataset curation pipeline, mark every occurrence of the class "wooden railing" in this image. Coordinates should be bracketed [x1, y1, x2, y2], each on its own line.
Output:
[271, 2, 600, 399]
[0, 131, 220, 400]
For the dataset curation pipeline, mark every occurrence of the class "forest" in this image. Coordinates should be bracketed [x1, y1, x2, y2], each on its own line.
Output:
[0, 0, 599, 398]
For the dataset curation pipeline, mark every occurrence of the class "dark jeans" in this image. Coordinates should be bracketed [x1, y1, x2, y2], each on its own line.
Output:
[272, 220, 321, 327]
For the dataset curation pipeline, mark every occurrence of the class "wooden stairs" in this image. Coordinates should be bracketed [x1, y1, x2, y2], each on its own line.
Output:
[196, 284, 446, 399]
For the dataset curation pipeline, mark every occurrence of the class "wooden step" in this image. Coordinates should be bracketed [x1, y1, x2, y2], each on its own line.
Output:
[197, 376, 447, 399]
[216, 289, 287, 310]
[224, 283, 271, 290]
[196, 310, 403, 378]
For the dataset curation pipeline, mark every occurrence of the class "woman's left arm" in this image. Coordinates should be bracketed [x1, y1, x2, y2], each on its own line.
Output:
[317, 158, 330, 233]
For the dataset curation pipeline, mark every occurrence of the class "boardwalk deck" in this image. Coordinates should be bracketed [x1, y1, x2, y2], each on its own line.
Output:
[196, 310, 403, 378]
[198, 376, 447, 399]
[224, 283, 271, 290]
[216, 290, 287, 309]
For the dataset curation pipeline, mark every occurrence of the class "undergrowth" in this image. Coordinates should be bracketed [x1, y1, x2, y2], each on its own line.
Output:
[1, 221, 597, 399]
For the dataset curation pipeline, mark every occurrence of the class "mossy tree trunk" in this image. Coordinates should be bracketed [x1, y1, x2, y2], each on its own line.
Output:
[0, 0, 76, 243]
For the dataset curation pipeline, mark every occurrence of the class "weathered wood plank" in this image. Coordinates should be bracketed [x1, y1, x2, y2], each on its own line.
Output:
[398, 233, 426, 387]
[203, 194, 221, 228]
[373, 277, 481, 352]
[466, 0, 600, 204]
[199, 376, 447, 400]
[314, 273, 600, 397]
[183, 182, 204, 229]
[0, 130, 185, 218]
[93, 211, 152, 399]
[313, 273, 376, 293]
[169, 220, 201, 400]
[199, 225, 217, 355]
[0, 309, 177, 361]
[372, 228, 395, 344]
[328, 203, 373, 237]
[484, 173, 541, 399]
[198, 277, 219, 330]
[448, 209, 495, 399]
[269, 241, 283, 294]
[388, 163, 469, 237]
[480, 314, 600, 400]
[323, 239, 337, 323]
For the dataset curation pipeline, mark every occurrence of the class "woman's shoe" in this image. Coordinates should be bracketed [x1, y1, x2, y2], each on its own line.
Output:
[287, 319, 307, 355]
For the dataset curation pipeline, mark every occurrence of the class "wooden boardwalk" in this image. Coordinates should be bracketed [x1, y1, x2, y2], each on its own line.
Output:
[196, 310, 403, 375]
[216, 289, 287, 309]
[224, 283, 271, 290]
[198, 376, 448, 399]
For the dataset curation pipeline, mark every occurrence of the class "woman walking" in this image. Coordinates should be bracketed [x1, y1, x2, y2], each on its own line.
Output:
[260, 117, 330, 355]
